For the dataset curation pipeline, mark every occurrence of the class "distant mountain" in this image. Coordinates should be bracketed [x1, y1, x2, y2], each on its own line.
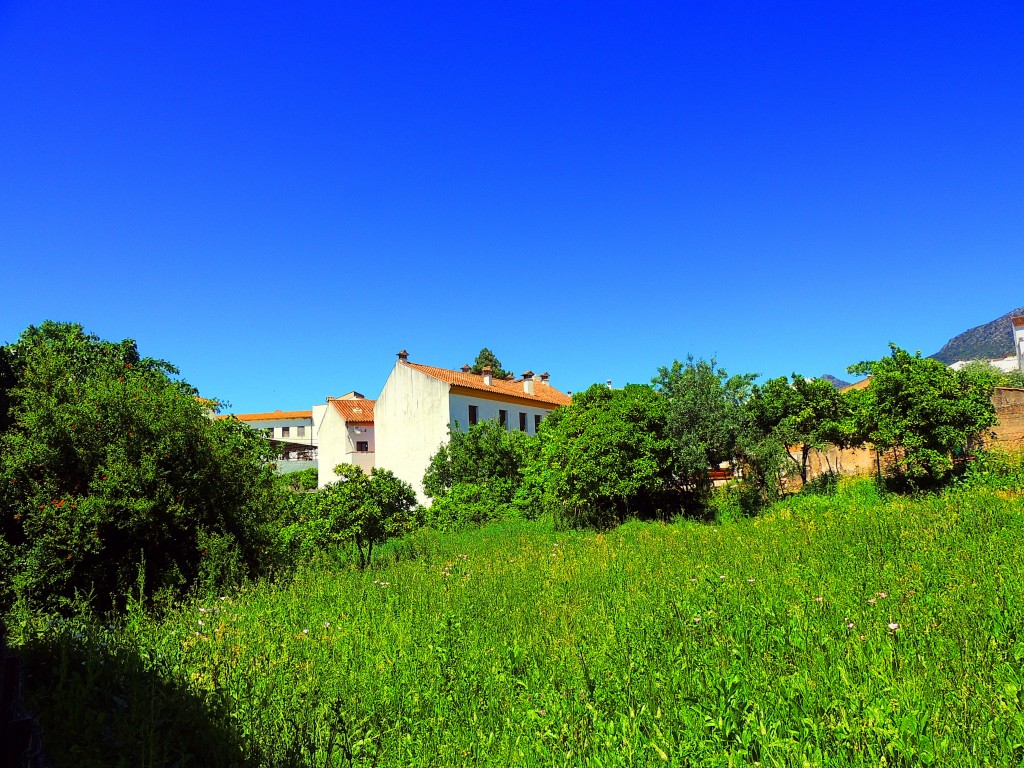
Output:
[931, 308, 1024, 364]
[819, 374, 852, 390]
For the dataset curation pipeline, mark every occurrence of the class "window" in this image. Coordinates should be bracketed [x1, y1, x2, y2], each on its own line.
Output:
[519, 412, 527, 431]
[297, 426, 305, 437]
[265, 427, 274, 438]
[356, 441, 369, 452]
[499, 409, 507, 428]
[534, 414, 542, 432]
[281, 426, 290, 438]
[469, 405, 478, 426]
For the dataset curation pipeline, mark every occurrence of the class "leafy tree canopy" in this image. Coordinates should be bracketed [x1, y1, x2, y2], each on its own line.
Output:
[652, 357, 754, 505]
[538, 383, 673, 527]
[847, 344, 997, 484]
[470, 348, 511, 380]
[0, 321, 280, 614]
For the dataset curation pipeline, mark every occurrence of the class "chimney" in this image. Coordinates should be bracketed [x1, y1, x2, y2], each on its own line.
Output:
[505, 373, 515, 381]
[522, 370, 535, 395]
[1013, 318, 1024, 372]
[482, 366, 493, 386]
[607, 379, 613, 389]
[539, 372, 550, 385]
[397, 349, 409, 363]
[461, 364, 471, 373]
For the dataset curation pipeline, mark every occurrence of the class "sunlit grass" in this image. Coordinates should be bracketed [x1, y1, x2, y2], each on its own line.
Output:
[13, 477, 1024, 766]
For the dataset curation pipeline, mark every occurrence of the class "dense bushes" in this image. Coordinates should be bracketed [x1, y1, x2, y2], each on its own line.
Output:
[0, 322, 281, 614]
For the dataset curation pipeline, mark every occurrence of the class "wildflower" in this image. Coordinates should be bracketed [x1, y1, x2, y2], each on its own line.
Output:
[302, 629, 309, 635]
[867, 598, 876, 605]
[887, 622, 900, 632]
[323, 622, 330, 629]
[847, 622, 855, 629]
[814, 596, 824, 603]
[877, 592, 888, 599]
[693, 616, 701, 623]
[859, 635, 866, 642]
[747, 578, 755, 584]
[690, 578, 697, 583]
[198, 620, 205, 626]
[719, 575, 726, 580]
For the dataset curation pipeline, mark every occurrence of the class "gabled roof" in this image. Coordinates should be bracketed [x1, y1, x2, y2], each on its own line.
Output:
[219, 410, 313, 422]
[330, 398, 375, 424]
[404, 362, 572, 407]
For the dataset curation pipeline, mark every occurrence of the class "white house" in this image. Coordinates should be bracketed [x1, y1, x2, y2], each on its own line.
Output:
[218, 409, 318, 473]
[314, 392, 376, 488]
[374, 350, 572, 502]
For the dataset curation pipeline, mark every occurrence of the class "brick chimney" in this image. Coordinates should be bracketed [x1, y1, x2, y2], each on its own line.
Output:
[482, 366, 493, 386]
[397, 349, 409, 363]
[522, 370, 535, 395]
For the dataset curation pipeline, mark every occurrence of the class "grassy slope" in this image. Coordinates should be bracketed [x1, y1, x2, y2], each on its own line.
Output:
[14, 479, 1024, 767]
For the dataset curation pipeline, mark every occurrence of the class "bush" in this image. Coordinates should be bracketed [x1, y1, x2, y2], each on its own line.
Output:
[0, 322, 281, 614]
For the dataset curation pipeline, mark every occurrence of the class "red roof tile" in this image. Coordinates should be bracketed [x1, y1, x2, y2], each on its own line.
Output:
[330, 398, 375, 424]
[404, 362, 572, 407]
[219, 410, 312, 422]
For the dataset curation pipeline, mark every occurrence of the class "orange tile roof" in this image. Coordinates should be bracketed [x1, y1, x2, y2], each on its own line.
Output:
[1013, 317, 1024, 327]
[329, 398, 375, 424]
[218, 409, 313, 422]
[404, 362, 572, 407]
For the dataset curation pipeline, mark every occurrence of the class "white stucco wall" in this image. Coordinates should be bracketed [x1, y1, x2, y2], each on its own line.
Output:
[345, 425, 375, 473]
[374, 364, 452, 503]
[317, 407, 349, 488]
[448, 393, 554, 435]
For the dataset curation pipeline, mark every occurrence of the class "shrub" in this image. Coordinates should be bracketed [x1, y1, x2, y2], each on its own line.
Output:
[0, 322, 281, 614]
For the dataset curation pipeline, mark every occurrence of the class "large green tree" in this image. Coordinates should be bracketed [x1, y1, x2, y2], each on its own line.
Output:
[0, 322, 280, 613]
[537, 383, 674, 527]
[470, 348, 511, 380]
[423, 420, 537, 529]
[652, 357, 754, 506]
[847, 344, 997, 485]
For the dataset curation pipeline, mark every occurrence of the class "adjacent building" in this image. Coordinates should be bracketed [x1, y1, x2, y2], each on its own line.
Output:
[374, 350, 572, 502]
[219, 410, 318, 473]
[313, 392, 376, 488]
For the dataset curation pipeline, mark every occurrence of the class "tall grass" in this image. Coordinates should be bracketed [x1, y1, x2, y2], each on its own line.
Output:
[12, 478, 1024, 766]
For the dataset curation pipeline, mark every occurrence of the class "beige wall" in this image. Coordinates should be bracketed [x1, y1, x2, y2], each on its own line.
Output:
[374, 363, 452, 503]
[989, 387, 1024, 449]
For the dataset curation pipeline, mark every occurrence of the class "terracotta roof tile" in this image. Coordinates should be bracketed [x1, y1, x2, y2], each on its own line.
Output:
[405, 362, 572, 407]
[219, 410, 313, 422]
[330, 398, 376, 424]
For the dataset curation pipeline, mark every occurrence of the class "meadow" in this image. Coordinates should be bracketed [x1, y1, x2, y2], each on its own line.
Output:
[11, 476, 1024, 767]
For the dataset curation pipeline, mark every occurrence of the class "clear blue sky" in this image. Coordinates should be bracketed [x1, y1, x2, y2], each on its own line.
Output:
[2, 1, 1022, 412]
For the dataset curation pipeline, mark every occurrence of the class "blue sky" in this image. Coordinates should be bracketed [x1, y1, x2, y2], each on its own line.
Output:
[2, 1, 1022, 412]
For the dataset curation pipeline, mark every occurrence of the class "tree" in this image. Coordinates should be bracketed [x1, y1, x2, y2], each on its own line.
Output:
[291, 465, 417, 568]
[470, 348, 511, 380]
[652, 357, 754, 506]
[422, 420, 537, 529]
[738, 375, 850, 490]
[847, 344, 997, 485]
[538, 383, 674, 527]
[0, 321, 281, 613]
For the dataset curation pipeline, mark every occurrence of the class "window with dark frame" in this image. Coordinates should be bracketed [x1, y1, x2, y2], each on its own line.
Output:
[356, 441, 369, 452]
[499, 409, 507, 428]
[297, 426, 305, 437]
[281, 426, 290, 438]
[265, 427, 274, 438]
[519, 412, 527, 431]
[534, 414, 542, 432]
[469, 405, 478, 425]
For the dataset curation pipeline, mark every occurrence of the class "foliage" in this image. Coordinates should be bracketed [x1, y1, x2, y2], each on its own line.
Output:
[281, 464, 417, 568]
[423, 420, 537, 529]
[469, 348, 511, 380]
[537, 383, 674, 527]
[957, 359, 1024, 389]
[652, 357, 753, 507]
[14, 471, 1024, 766]
[277, 466, 318, 493]
[847, 344, 997, 486]
[738, 374, 850, 495]
[0, 322, 280, 614]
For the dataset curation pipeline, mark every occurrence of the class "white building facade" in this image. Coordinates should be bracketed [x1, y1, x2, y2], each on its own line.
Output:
[315, 392, 376, 488]
[374, 351, 572, 502]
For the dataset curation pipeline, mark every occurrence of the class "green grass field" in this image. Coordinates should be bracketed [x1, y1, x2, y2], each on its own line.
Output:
[13, 478, 1024, 766]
